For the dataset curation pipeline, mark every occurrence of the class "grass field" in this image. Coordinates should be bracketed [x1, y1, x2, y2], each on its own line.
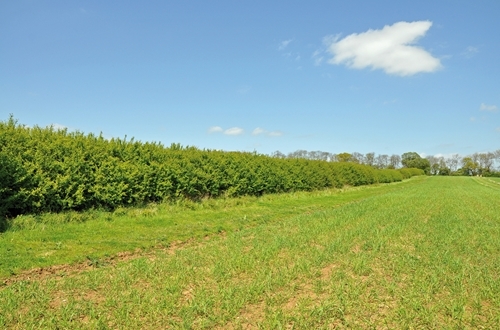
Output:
[1, 176, 499, 328]
[485, 177, 500, 184]
[0, 178, 423, 279]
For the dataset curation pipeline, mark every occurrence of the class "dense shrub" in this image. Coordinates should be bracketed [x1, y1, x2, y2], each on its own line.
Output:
[376, 169, 403, 183]
[0, 116, 422, 221]
[398, 168, 424, 179]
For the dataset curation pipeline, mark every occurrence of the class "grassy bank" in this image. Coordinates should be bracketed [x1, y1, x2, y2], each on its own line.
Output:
[1, 176, 500, 328]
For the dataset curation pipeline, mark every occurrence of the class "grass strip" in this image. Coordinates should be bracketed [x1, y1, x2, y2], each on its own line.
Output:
[0, 177, 426, 279]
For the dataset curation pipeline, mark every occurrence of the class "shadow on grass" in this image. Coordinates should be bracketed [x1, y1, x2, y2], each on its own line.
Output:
[0, 217, 6, 232]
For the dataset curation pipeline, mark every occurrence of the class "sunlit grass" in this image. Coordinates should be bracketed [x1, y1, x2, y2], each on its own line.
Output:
[1, 176, 499, 328]
[0, 178, 422, 279]
[485, 176, 500, 184]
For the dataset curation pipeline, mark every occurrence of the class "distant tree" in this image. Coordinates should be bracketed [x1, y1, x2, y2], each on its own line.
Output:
[389, 154, 401, 169]
[401, 152, 431, 174]
[402, 152, 419, 167]
[495, 149, 500, 170]
[461, 157, 478, 176]
[477, 152, 495, 174]
[375, 154, 389, 169]
[307, 150, 330, 161]
[351, 152, 364, 164]
[426, 156, 437, 175]
[364, 152, 376, 167]
[306, 150, 317, 160]
[271, 150, 286, 159]
[320, 152, 332, 162]
[287, 150, 308, 159]
[439, 166, 451, 176]
[426, 156, 447, 175]
[495, 149, 500, 161]
[337, 152, 350, 162]
[446, 154, 461, 173]
[437, 157, 449, 175]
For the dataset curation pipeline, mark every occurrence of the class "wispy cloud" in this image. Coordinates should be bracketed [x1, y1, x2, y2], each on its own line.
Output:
[224, 127, 244, 136]
[210, 126, 282, 137]
[278, 39, 293, 50]
[462, 46, 479, 59]
[480, 103, 498, 112]
[268, 130, 283, 137]
[433, 153, 457, 159]
[324, 21, 442, 76]
[311, 50, 324, 66]
[252, 127, 283, 137]
[252, 127, 266, 135]
[208, 126, 223, 133]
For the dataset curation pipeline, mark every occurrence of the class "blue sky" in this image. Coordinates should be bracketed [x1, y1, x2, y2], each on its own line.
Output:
[1, 1, 499, 157]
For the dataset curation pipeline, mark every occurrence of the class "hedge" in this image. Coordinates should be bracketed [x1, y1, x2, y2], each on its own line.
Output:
[0, 116, 423, 221]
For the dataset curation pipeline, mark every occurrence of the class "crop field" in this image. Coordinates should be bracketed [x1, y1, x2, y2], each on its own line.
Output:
[1, 176, 500, 329]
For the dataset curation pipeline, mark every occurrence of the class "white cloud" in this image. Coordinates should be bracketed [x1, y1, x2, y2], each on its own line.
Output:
[224, 127, 244, 136]
[279, 39, 292, 50]
[480, 103, 498, 112]
[210, 126, 282, 137]
[251, 127, 283, 137]
[252, 127, 266, 135]
[325, 21, 442, 76]
[268, 131, 283, 137]
[208, 126, 223, 133]
[434, 153, 448, 158]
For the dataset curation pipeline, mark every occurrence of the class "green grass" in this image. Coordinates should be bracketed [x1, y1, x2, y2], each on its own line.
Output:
[485, 176, 500, 183]
[1, 176, 500, 328]
[0, 178, 423, 279]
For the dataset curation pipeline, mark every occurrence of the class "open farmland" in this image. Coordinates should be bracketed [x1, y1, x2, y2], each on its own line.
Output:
[1, 176, 500, 328]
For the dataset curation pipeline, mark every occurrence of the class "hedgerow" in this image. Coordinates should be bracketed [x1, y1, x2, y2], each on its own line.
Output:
[0, 116, 422, 221]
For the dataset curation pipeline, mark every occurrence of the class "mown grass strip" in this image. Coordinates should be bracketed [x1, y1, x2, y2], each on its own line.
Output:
[0, 177, 425, 279]
[1, 176, 499, 328]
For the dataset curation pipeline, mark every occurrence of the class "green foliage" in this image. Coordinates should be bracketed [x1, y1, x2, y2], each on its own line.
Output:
[376, 169, 403, 183]
[484, 171, 500, 178]
[401, 152, 431, 174]
[0, 117, 423, 222]
[438, 167, 451, 176]
[336, 152, 356, 163]
[460, 157, 478, 176]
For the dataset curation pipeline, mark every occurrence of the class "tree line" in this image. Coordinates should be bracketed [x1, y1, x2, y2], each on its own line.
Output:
[425, 152, 500, 176]
[271, 150, 500, 176]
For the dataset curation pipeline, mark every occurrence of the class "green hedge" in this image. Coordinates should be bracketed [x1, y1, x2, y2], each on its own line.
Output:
[0, 117, 422, 221]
